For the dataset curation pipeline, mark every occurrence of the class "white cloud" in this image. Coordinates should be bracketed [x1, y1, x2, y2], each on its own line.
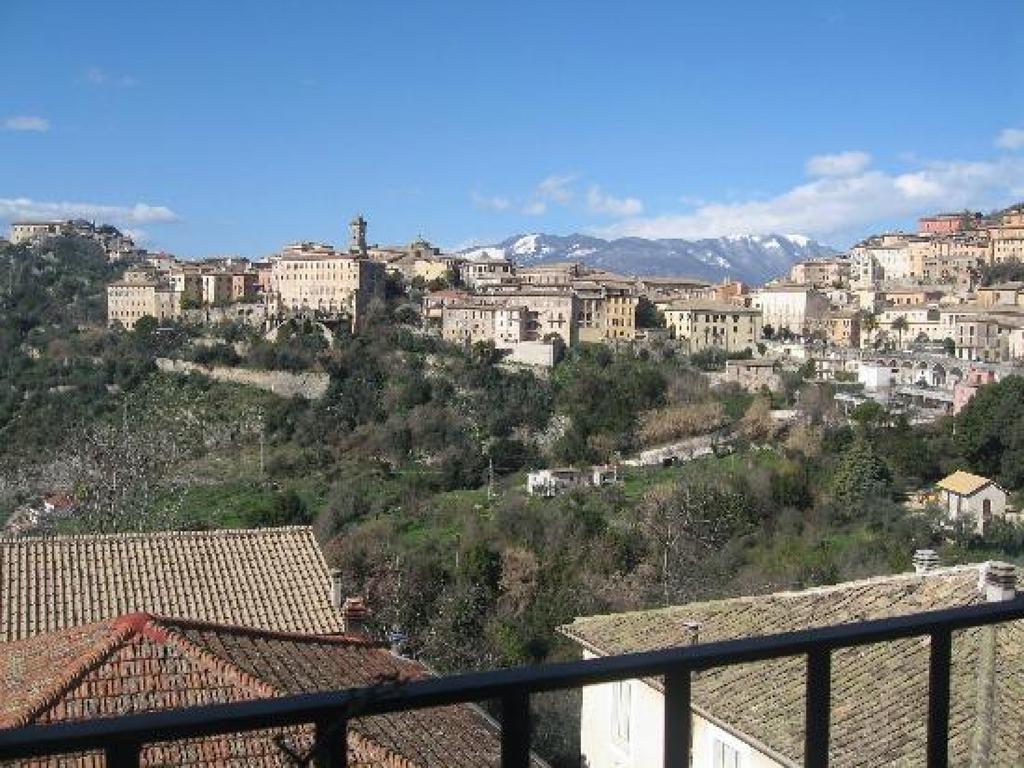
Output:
[535, 174, 575, 204]
[601, 154, 1024, 242]
[3, 116, 50, 132]
[471, 192, 511, 211]
[805, 150, 872, 178]
[85, 67, 137, 87]
[0, 198, 178, 225]
[522, 200, 547, 216]
[996, 128, 1024, 151]
[586, 186, 643, 217]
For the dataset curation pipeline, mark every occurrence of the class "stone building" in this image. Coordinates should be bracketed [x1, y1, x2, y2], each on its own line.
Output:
[8, 220, 67, 244]
[441, 300, 526, 347]
[663, 301, 762, 353]
[106, 271, 180, 330]
[990, 206, 1024, 264]
[573, 279, 639, 342]
[269, 241, 385, 328]
[749, 286, 828, 336]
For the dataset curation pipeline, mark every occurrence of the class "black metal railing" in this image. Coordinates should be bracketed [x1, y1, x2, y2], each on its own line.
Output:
[1, 598, 1023, 768]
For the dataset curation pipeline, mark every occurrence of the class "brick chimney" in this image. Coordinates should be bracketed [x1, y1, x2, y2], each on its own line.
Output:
[341, 596, 370, 637]
[984, 562, 1016, 602]
[913, 549, 940, 574]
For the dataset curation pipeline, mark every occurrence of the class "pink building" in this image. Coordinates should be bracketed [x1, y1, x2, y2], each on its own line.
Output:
[952, 367, 997, 415]
[918, 212, 979, 236]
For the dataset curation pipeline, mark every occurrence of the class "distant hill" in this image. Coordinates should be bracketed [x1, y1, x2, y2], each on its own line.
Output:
[459, 232, 837, 284]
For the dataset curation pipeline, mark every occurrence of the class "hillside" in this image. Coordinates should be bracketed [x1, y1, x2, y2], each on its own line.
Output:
[459, 232, 837, 283]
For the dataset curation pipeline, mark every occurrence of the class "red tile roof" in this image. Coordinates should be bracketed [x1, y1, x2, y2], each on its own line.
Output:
[0, 614, 511, 767]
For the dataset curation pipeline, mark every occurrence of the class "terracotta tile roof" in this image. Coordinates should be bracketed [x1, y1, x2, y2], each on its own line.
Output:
[0, 527, 343, 641]
[0, 614, 518, 767]
[559, 564, 1024, 767]
[936, 470, 994, 496]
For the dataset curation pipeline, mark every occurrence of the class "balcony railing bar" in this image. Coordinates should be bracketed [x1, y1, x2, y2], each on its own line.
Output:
[0, 598, 1021, 767]
[804, 650, 832, 768]
[663, 670, 691, 767]
[927, 628, 953, 768]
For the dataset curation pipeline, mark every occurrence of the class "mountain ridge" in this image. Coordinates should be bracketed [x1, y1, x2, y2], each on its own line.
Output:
[459, 232, 837, 284]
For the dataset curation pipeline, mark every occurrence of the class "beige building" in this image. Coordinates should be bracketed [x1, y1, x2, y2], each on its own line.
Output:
[821, 310, 861, 348]
[168, 267, 202, 303]
[441, 301, 526, 347]
[788, 258, 846, 288]
[202, 272, 234, 305]
[269, 242, 385, 328]
[460, 258, 515, 289]
[518, 262, 587, 287]
[107, 271, 180, 329]
[955, 315, 1007, 362]
[8, 220, 68, 244]
[750, 286, 829, 335]
[724, 358, 782, 392]
[977, 282, 1024, 307]
[663, 301, 762, 353]
[573, 280, 639, 342]
[990, 206, 1024, 264]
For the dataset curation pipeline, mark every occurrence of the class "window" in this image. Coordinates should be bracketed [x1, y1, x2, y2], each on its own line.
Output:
[713, 738, 742, 768]
[610, 681, 631, 746]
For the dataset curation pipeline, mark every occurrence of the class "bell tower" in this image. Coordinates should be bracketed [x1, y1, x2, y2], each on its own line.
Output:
[349, 214, 367, 255]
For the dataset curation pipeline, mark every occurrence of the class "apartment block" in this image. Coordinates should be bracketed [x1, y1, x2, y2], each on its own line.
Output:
[573, 280, 638, 342]
[663, 301, 762, 353]
[750, 285, 829, 335]
[106, 271, 180, 330]
[269, 242, 385, 327]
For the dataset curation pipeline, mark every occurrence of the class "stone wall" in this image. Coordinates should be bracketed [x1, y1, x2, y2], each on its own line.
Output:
[155, 358, 329, 399]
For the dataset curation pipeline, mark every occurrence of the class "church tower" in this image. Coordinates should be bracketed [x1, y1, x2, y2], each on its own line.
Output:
[349, 214, 367, 255]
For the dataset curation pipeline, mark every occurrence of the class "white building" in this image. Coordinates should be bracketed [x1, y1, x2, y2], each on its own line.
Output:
[460, 258, 515, 289]
[526, 468, 584, 497]
[560, 560, 1022, 767]
[750, 286, 829, 335]
[935, 470, 1008, 534]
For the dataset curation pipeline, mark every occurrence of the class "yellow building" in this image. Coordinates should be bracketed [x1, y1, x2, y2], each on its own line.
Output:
[663, 301, 762, 353]
[990, 207, 1024, 264]
[269, 243, 385, 327]
[573, 280, 638, 342]
[106, 272, 180, 330]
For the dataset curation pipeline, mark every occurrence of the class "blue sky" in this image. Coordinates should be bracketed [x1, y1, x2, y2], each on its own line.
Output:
[1, 0, 1022, 256]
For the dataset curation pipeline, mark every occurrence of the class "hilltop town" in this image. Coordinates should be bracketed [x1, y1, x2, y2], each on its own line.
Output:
[4, 203, 1024, 766]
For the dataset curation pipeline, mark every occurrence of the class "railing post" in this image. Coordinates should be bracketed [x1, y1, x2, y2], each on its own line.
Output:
[500, 690, 531, 768]
[664, 669, 691, 767]
[105, 742, 140, 768]
[927, 629, 952, 768]
[314, 711, 348, 768]
[804, 649, 831, 768]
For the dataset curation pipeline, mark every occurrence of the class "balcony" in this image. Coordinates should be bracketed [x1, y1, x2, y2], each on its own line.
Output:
[1, 598, 1022, 767]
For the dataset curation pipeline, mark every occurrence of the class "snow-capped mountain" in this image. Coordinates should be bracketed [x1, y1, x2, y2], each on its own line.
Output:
[459, 233, 837, 284]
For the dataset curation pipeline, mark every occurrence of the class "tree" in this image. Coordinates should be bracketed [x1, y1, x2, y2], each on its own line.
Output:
[762, 324, 775, 340]
[635, 297, 665, 329]
[892, 315, 909, 349]
[830, 434, 891, 520]
[637, 479, 757, 603]
[955, 376, 1024, 489]
[739, 396, 775, 443]
[860, 312, 878, 345]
